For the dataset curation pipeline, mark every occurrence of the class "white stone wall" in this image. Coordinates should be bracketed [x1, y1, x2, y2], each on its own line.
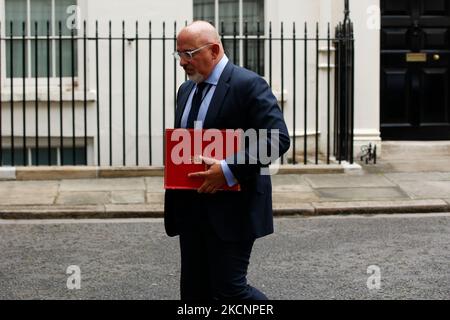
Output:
[349, 0, 381, 156]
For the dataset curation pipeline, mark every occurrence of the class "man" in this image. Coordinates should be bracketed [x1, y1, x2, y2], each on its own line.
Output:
[164, 21, 290, 300]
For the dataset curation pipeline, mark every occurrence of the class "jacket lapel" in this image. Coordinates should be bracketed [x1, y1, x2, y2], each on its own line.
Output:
[203, 62, 234, 129]
[175, 81, 195, 128]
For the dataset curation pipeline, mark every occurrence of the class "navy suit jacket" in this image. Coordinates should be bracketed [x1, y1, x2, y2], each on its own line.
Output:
[164, 61, 290, 242]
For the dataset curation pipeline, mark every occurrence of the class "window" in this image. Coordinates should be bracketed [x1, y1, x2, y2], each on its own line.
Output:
[5, 0, 78, 79]
[193, 0, 265, 75]
[1, 146, 86, 166]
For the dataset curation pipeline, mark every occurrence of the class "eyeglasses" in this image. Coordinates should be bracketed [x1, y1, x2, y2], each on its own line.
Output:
[173, 43, 213, 61]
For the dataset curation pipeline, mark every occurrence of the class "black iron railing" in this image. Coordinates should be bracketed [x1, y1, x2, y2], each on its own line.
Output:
[335, 18, 355, 164]
[0, 19, 354, 167]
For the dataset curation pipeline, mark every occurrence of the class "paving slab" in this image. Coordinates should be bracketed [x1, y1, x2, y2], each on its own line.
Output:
[396, 181, 450, 199]
[383, 172, 450, 182]
[271, 174, 307, 184]
[111, 191, 146, 204]
[315, 187, 410, 201]
[303, 174, 396, 188]
[56, 192, 110, 205]
[272, 192, 319, 204]
[144, 177, 165, 193]
[0, 180, 59, 191]
[272, 184, 315, 193]
[360, 162, 395, 174]
[0, 181, 58, 205]
[271, 175, 314, 193]
[59, 178, 146, 192]
[0, 194, 56, 206]
[146, 193, 165, 204]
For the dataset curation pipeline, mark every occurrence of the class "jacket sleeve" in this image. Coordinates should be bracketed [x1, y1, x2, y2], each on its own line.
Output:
[225, 75, 291, 184]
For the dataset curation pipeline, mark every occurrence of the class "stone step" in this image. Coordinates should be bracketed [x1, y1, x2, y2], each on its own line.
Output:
[380, 141, 450, 160]
[287, 153, 339, 165]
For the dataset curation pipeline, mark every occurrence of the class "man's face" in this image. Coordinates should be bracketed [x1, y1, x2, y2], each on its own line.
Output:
[176, 32, 216, 83]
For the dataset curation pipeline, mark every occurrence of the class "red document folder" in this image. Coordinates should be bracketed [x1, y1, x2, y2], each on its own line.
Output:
[164, 129, 241, 191]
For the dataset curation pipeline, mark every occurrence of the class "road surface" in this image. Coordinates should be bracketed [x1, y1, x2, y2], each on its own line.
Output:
[0, 213, 449, 300]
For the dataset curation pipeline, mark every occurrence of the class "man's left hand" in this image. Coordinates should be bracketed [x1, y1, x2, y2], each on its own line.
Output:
[188, 156, 227, 194]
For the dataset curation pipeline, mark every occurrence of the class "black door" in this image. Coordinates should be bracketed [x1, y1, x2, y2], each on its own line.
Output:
[381, 0, 450, 140]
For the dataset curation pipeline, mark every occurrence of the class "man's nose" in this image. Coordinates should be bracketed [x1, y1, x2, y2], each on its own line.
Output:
[179, 57, 189, 67]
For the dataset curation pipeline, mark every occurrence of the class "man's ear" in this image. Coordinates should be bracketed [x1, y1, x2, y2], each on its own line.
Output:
[211, 43, 221, 59]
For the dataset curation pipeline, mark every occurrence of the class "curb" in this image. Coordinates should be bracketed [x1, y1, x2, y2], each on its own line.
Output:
[274, 199, 450, 216]
[0, 205, 164, 219]
[1, 200, 448, 220]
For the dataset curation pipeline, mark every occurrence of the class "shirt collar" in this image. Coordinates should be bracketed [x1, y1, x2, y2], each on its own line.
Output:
[203, 55, 229, 86]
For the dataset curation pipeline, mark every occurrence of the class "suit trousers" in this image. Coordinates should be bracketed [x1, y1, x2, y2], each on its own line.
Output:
[178, 210, 268, 301]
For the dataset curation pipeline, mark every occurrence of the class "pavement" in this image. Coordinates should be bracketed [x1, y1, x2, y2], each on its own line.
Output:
[1, 147, 450, 219]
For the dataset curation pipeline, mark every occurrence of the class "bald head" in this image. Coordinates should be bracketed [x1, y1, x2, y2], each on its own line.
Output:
[176, 21, 225, 83]
[178, 21, 222, 47]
